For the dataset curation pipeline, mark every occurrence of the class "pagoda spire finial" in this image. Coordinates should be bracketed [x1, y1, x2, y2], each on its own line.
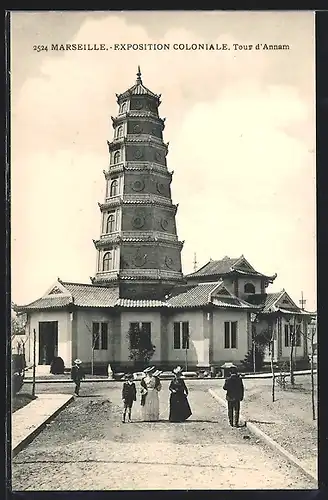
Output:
[136, 65, 142, 84]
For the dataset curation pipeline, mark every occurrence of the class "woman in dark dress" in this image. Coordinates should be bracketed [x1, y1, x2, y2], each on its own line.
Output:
[169, 366, 192, 422]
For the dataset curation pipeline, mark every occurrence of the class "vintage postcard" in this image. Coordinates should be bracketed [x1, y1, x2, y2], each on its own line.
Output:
[10, 10, 317, 491]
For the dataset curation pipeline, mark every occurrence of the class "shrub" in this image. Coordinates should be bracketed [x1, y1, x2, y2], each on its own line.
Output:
[50, 357, 65, 374]
[127, 324, 156, 371]
[241, 346, 265, 372]
[12, 373, 24, 396]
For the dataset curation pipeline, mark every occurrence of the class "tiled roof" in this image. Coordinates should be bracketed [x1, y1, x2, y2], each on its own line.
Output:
[116, 298, 168, 308]
[246, 292, 282, 313]
[166, 282, 251, 309]
[61, 282, 119, 308]
[186, 257, 241, 278]
[166, 282, 218, 308]
[16, 296, 73, 310]
[17, 280, 255, 312]
[186, 256, 276, 281]
[246, 291, 303, 314]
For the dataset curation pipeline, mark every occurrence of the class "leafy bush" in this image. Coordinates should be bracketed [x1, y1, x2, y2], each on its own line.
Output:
[127, 324, 156, 370]
[12, 373, 24, 396]
[50, 356, 65, 374]
[241, 346, 265, 372]
[12, 353, 26, 396]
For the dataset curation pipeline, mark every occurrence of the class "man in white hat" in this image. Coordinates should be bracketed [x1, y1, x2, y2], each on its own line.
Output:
[71, 359, 85, 396]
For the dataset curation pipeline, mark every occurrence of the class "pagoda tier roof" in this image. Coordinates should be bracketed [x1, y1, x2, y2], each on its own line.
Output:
[93, 236, 183, 248]
[98, 197, 176, 210]
[116, 67, 161, 102]
[186, 255, 277, 282]
[246, 290, 312, 316]
[111, 114, 165, 125]
[106, 137, 167, 151]
[15, 279, 258, 312]
[104, 165, 172, 178]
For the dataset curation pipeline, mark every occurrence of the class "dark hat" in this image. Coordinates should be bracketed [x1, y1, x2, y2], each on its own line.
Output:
[173, 366, 183, 375]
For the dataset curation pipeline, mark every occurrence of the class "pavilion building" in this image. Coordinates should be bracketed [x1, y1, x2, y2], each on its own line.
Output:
[14, 69, 311, 373]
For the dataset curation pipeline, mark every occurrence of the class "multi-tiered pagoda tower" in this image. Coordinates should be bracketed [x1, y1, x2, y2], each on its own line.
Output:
[91, 67, 184, 300]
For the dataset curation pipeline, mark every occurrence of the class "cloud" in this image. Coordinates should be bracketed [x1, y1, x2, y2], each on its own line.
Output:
[11, 12, 316, 310]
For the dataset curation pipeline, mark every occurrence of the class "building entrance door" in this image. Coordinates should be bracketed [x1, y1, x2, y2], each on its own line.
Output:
[39, 321, 58, 365]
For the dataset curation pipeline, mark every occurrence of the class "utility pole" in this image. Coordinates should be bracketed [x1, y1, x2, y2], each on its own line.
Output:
[32, 328, 36, 397]
[193, 253, 198, 272]
[299, 291, 306, 311]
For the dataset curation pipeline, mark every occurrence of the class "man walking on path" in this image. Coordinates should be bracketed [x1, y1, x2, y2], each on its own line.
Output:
[71, 359, 85, 396]
[223, 365, 244, 427]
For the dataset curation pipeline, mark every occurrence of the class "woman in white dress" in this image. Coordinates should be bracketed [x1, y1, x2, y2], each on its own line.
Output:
[140, 366, 162, 421]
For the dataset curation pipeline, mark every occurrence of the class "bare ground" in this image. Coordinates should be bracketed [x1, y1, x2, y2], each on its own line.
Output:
[212, 375, 317, 477]
[12, 381, 316, 490]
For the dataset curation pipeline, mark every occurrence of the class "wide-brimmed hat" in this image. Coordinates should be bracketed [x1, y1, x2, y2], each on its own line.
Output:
[143, 366, 155, 373]
[173, 366, 183, 375]
[74, 359, 82, 365]
[153, 370, 162, 377]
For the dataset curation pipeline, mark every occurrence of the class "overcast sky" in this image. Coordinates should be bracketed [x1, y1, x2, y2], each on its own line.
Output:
[10, 11, 316, 311]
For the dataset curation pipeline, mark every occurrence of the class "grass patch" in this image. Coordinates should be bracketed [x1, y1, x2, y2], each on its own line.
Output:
[12, 393, 37, 413]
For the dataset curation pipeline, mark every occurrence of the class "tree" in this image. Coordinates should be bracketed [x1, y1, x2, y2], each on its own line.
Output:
[308, 323, 316, 420]
[11, 311, 28, 396]
[241, 345, 266, 372]
[84, 321, 99, 375]
[246, 316, 272, 373]
[300, 316, 316, 420]
[127, 323, 156, 370]
[289, 315, 297, 386]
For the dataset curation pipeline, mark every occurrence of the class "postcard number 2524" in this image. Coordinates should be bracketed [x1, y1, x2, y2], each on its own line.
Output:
[33, 45, 48, 52]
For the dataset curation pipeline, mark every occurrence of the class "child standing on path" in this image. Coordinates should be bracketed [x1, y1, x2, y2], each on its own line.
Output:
[122, 373, 137, 423]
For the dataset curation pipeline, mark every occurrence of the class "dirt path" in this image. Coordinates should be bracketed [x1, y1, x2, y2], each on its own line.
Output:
[12, 382, 316, 490]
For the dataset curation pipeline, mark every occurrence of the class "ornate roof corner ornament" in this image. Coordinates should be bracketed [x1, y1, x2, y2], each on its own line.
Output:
[136, 65, 142, 83]
[57, 277, 61, 283]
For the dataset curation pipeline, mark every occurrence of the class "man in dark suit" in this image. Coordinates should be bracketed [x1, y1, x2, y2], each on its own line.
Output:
[71, 359, 85, 396]
[223, 366, 244, 427]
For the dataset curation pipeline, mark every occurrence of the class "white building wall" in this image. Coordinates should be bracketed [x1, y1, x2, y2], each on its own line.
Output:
[212, 309, 249, 364]
[75, 309, 115, 365]
[167, 310, 205, 366]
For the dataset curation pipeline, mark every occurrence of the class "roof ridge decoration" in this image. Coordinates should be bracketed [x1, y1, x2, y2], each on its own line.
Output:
[43, 280, 72, 298]
[207, 280, 228, 302]
[231, 255, 257, 273]
[116, 67, 161, 102]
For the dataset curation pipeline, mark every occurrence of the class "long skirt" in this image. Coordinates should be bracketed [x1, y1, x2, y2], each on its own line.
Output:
[169, 392, 192, 422]
[142, 389, 160, 421]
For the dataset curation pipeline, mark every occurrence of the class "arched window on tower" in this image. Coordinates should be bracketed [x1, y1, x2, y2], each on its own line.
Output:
[110, 179, 119, 197]
[103, 251, 113, 272]
[113, 151, 121, 164]
[116, 126, 123, 138]
[106, 213, 115, 233]
[244, 283, 256, 294]
[120, 102, 127, 114]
